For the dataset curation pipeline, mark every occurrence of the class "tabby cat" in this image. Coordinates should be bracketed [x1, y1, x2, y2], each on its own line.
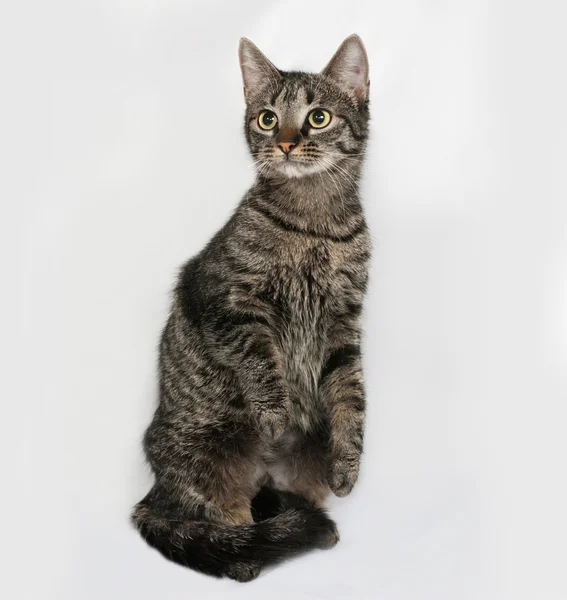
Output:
[132, 34, 371, 582]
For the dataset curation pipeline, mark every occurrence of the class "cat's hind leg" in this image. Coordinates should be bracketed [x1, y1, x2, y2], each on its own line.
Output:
[266, 434, 332, 507]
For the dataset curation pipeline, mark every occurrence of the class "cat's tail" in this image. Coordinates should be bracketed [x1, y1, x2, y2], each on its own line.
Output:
[131, 487, 338, 582]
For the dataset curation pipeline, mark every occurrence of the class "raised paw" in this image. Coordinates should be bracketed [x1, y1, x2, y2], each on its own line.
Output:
[329, 454, 360, 497]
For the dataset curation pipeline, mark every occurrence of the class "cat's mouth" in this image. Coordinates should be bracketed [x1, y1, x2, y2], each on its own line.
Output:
[254, 148, 329, 178]
[267, 150, 328, 177]
[273, 159, 326, 178]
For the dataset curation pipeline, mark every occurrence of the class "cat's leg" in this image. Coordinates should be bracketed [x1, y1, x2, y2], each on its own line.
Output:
[284, 446, 331, 507]
[144, 362, 263, 520]
[144, 410, 264, 580]
[204, 305, 292, 440]
[207, 470, 263, 583]
[147, 424, 260, 525]
[319, 318, 366, 497]
[134, 479, 263, 581]
[265, 434, 332, 507]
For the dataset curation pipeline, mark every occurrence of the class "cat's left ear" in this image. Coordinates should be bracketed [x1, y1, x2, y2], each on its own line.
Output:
[239, 38, 281, 102]
[322, 34, 370, 104]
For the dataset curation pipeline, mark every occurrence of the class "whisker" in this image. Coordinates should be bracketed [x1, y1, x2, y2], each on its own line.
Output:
[317, 155, 359, 190]
[317, 158, 347, 220]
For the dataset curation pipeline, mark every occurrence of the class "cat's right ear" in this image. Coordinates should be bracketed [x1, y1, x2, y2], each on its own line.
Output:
[239, 38, 280, 102]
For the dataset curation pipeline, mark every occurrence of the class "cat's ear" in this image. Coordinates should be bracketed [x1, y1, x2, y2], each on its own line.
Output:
[322, 34, 370, 104]
[239, 38, 281, 102]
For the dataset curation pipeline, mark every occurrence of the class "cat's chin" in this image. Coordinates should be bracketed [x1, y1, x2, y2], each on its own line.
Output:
[272, 160, 325, 179]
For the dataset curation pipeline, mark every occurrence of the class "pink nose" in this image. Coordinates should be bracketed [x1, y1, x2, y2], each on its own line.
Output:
[276, 127, 301, 155]
[277, 141, 296, 154]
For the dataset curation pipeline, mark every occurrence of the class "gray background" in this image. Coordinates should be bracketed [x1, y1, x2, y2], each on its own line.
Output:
[7, 1, 567, 598]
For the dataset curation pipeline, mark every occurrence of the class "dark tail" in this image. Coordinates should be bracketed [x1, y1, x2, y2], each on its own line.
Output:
[131, 487, 339, 581]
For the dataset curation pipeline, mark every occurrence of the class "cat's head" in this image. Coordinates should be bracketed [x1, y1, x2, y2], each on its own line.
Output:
[239, 35, 370, 179]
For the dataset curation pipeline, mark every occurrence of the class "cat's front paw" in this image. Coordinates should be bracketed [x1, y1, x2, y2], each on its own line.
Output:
[329, 453, 360, 497]
[256, 407, 289, 440]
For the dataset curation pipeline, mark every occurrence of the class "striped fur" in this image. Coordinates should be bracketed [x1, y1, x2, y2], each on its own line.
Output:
[132, 35, 371, 581]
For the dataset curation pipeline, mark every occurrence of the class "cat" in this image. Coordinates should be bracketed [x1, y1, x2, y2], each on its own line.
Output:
[132, 34, 371, 582]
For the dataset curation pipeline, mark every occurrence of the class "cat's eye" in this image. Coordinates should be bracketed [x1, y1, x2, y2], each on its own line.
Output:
[258, 110, 278, 131]
[308, 109, 331, 129]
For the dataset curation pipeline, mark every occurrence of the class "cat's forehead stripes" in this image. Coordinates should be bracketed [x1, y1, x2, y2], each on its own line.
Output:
[270, 84, 314, 125]
[264, 74, 359, 121]
[271, 79, 310, 106]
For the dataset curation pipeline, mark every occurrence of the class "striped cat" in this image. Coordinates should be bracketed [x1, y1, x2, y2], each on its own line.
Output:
[132, 34, 371, 582]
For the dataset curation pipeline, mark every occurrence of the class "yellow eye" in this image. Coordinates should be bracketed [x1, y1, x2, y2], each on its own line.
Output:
[308, 109, 331, 129]
[258, 110, 277, 130]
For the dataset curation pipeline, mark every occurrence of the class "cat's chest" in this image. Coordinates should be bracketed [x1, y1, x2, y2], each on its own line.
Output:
[267, 244, 339, 392]
[275, 243, 336, 316]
